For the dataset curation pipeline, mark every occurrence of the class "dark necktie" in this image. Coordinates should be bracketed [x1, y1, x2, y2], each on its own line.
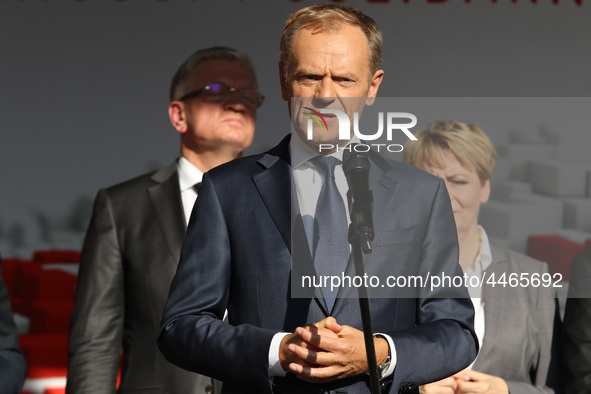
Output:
[311, 155, 350, 313]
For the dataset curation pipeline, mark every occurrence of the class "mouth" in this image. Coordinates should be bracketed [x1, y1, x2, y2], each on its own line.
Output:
[223, 117, 244, 125]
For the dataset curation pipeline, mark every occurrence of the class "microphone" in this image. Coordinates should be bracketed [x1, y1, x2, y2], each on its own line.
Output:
[343, 146, 374, 253]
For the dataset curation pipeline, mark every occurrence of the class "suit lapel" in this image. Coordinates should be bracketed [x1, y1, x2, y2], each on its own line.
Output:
[255, 136, 332, 316]
[473, 245, 507, 370]
[253, 135, 292, 252]
[367, 152, 399, 253]
[292, 212, 330, 315]
[148, 163, 186, 264]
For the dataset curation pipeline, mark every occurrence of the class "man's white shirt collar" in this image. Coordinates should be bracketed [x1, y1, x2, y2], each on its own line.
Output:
[177, 157, 204, 226]
[177, 156, 203, 192]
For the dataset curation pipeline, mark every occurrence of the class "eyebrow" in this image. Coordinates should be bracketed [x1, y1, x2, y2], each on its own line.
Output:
[293, 68, 358, 81]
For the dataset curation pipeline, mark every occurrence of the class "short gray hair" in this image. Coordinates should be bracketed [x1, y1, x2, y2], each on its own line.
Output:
[169, 46, 257, 101]
[280, 4, 382, 83]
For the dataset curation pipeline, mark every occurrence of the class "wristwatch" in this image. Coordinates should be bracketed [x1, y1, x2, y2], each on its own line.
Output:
[374, 334, 392, 380]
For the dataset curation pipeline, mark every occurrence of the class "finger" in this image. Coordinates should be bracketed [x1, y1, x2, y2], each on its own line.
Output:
[289, 363, 344, 383]
[441, 377, 458, 390]
[289, 333, 328, 351]
[321, 319, 342, 334]
[452, 370, 473, 382]
[295, 326, 340, 350]
[456, 379, 485, 393]
[288, 343, 319, 364]
[419, 377, 457, 394]
[312, 316, 337, 328]
[318, 316, 337, 326]
[286, 358, 316, 369]
[420, 385, 456, 394]
[301, 323, 340, 339]
[305, 317, 342, 336]
[289, 343, 342, 366]
[295, 327, 322, 346]
[280, 333, 325, 371]
[456, 368, 493, 384]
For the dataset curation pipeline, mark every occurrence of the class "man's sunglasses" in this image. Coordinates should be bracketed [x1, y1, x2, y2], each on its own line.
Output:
[179, 83, 265, 108]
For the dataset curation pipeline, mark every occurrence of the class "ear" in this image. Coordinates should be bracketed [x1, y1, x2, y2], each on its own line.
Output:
[279, 61, 290, 101]
[169, 101, 187, 134]
[480, 179, 491, 205]
[365, 69, 384, 106]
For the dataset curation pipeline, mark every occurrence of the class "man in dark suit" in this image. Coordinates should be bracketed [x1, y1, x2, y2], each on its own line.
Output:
[563, 250, 591, 393]
[0, 256, 27, 394]
[66, 47, 263, 394]
[158, 5, 478, 393]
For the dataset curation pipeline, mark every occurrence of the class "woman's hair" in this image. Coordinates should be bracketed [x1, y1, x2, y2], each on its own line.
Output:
[404, 120, 497, 184]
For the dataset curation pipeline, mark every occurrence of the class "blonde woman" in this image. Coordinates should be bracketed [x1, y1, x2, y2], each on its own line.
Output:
[405, 121, 561, 394]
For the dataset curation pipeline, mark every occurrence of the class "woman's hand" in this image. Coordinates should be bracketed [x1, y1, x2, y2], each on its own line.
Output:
[419, 376, 458, 394]
[452, 369, 509, 394]
[419, 369, 509, 394]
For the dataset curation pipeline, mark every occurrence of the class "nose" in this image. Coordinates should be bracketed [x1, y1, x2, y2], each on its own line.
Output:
[316, 76, 337, 99]
[224, 90, 248, 112]
[441, 178, 456, 203]
[311, 77, 337, 108]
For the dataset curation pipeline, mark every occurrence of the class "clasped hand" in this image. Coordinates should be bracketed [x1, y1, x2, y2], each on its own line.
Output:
[279, 317, 388, 383]
[419, 369, 509, 394]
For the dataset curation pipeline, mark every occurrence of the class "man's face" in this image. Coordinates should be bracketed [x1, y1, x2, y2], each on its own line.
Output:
[280, 23, 383, 150]
[174, 59, 257, 155]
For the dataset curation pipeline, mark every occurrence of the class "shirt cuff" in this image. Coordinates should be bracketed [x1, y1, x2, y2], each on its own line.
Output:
[375, 332, 396, 379]
[269, 332, 291, 377]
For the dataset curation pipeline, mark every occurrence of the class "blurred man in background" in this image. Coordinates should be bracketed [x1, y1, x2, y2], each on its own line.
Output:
[67, 46, 262, 394]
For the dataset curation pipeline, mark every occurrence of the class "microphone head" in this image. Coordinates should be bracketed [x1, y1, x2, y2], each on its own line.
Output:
[343, 144, 370, 174]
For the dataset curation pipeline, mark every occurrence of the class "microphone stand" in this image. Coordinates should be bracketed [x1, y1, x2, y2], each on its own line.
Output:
[348, 200, 380, 394]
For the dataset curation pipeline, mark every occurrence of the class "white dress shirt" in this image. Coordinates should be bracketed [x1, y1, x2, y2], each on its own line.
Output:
[465, 225, 493, 369]
[268, 132, 395, 379]
[177, 156, 204, 226]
